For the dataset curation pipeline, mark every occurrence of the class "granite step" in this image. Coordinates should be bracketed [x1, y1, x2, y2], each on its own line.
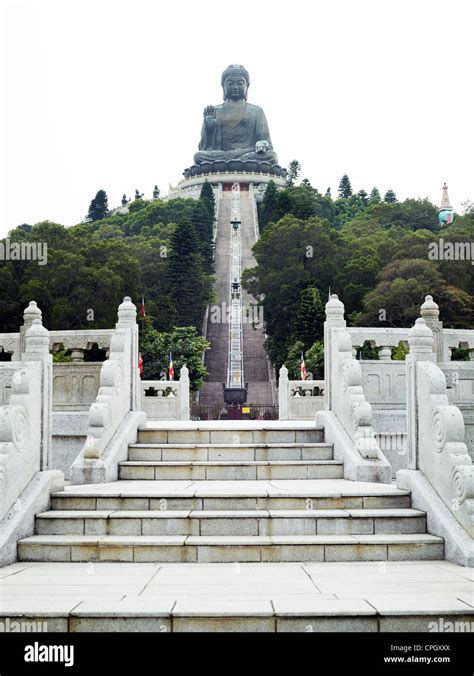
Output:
[18, 533, 445, 563]
[50, 480, 413, 512]
[137, 427, 325, 445]
[35, 508, 428, 537]
[118, 460, 344, 481]
[127, 443, 334, 462]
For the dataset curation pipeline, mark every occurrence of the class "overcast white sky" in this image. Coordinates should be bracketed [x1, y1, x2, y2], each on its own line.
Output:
[0, 0, 472, 236]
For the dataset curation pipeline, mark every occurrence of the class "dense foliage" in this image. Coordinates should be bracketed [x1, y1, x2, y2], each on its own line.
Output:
[245, 179, 474, 371]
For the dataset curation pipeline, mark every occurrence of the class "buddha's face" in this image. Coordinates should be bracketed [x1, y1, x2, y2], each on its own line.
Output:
[223, 76, 248, 102]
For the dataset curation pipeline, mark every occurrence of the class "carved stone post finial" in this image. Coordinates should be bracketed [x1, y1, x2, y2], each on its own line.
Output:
[420, 295, 440, 322]
[325, 294, 345, 326]
[117, 296, 137, 326]
[23, 301, 42, 329]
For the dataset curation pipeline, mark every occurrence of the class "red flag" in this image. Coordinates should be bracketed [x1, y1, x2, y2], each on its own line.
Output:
[138, 353, 143, 377]
[300, 352, 307, 381]
[168, 352, 174, 381]
[141, 296, 146, 317]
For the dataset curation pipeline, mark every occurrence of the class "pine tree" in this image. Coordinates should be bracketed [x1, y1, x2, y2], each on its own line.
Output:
[260, 180, 279, 231]
[286, 159, 301, 187]
[292, 287, 325, 350]
[191, 200, 214, 273]
[87, 190, 109, 222]
[338, 175, 352, 198]
[369, 187, 381, 205]
[384, 188, 398, 203]
[167, 220, 207, 330]
[301, 178, 312, 189]
[357, 189, 368, 205]
[199, 180, 215, 221]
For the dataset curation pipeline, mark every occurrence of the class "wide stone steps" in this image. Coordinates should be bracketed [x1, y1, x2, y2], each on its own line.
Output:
[128, 442, 334, 462]
[18, 533, 444, 563]
[49, 480, 413, 512]
[118, 460, 344, 481]
[137, 426, 325, 444]
[34, 508, 427, 536]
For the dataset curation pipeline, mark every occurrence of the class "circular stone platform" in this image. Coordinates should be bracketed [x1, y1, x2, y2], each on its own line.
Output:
[175, 171, 287, 201]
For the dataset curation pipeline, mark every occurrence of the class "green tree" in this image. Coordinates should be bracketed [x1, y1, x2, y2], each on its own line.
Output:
[357, 189, 368, 205]
[199, 180, 215, 221]
[284, 339, 324, 380]
[384, 188, 398, 203]
[286, 159, 301, 187]
[260, 180, 280, 231]
[369, 187, 381, 204]
[291, 287, 325, 350]
[140, 325, 210, 391]
[87, 190, 109, 222]
[167, 219, 209, 330]
[338, 174, 352, 198]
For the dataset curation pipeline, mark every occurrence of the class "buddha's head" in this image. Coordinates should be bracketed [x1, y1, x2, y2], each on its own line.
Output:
[221, 64, 250, 102]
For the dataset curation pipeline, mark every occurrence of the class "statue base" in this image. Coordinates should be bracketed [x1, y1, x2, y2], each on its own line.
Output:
[171, 171, 287, 203]
[183, 161, 287, 180]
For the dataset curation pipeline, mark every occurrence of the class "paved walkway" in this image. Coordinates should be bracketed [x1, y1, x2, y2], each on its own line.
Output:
[1, 561, 472, 631]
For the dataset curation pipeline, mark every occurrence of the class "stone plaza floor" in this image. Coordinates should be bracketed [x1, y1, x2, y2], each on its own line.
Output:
[1, 560, 473, 631]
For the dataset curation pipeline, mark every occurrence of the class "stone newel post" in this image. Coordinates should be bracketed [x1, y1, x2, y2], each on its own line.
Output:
[278, 365, 289, 420]
[20, 301, 43, 358]
[406, 317, 436, 469]
[180, 365, 190, 420]
[116, 296, 140, 411]
[24, 317, 52, 471]
[324, 294, 346, 411]
[420, 295, 443, 363]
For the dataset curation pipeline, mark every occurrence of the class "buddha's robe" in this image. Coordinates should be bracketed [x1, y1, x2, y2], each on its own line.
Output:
[194, 102, 278, 165]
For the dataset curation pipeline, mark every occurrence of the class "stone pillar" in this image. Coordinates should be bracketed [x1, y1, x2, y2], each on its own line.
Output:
[116, 296, 139, 411]
[24, 317, 52, 471]
[180, 365, 190, 420]
[278, 365, 289, 420]
[20, 301, 42, 357]
[406, 318, 436, 470]
[324, 294, 346, 411]
[420, 295, 444, 363]
[70, 349, 85, 362]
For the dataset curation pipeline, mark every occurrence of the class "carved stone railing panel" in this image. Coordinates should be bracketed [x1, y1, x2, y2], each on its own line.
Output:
[52, 363, 102, 411]
[141, 367, 190, 421]
[279, 373, 324, 420]
[82, 298, 139, 461]
[323, 295, 383, 460]
[406, 318, 474, 537]
[49, 329, 113, 354]
[359, 361, 406, 408]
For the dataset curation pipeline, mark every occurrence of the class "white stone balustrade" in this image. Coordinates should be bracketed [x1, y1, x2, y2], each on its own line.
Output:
[318, 294, 391, 482]
[141, 366, 190, 421]
[0, 317, 52, 520]
[405, 317, 474, 537]
[81, 297, 139, 461]
[278, 367, 324, 420]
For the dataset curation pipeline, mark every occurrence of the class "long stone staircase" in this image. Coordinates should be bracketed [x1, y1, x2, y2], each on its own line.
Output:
[199, 189, 273, 407]
[18, 422, 444, 563]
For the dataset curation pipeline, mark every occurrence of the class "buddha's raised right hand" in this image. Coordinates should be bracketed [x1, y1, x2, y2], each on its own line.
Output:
[204, 105, 217, 128]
